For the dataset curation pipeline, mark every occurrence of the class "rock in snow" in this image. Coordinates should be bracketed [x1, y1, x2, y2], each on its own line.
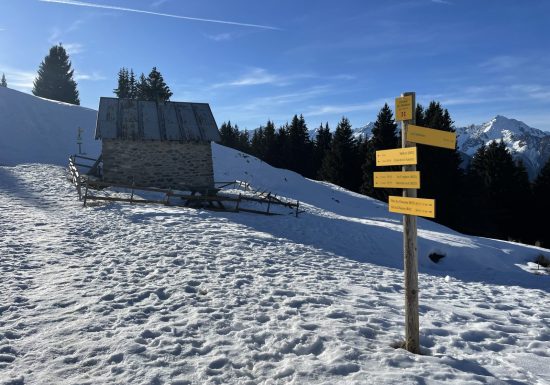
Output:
[1, 88, 550, 384]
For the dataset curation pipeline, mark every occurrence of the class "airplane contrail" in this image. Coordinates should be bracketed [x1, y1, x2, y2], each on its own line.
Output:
[39, 0, 281, 31]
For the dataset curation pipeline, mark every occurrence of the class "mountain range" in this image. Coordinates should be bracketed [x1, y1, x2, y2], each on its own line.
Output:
[332, 116, 550, 180]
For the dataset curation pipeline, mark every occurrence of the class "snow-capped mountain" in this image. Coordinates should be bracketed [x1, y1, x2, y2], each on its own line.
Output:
[308, 122, 374, 141]
[456, 116, 550, 179]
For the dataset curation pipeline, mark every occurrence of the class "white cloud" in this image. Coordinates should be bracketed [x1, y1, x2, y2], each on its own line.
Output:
[431, 0, 452, 4]
[150, 0, 169, 7]
[205, 32, 233, 42]
[63, 43, 85, 55]
[0, 66, 36, 90]
[39, 0, 281, 30]
[305, 98, 388, 117]
[479, 55, 526, 72]
[212, 68, 281, 88]
[74, 71, 105, 81]
[212, 68, 316, 89]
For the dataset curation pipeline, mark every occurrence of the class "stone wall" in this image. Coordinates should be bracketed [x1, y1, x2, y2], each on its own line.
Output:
[102, 139, 215, 190]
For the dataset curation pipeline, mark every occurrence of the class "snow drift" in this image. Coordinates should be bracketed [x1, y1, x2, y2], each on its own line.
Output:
[0, 86, 100, 166]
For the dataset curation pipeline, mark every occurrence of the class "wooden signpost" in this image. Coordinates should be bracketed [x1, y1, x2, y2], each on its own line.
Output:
[373, 92, 456, 354]
[407, 125, 456, 149]
[376, 147, 417, 166]
[374, 171, 420, 189]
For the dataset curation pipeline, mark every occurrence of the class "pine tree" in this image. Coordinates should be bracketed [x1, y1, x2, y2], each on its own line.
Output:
[313, 123, 332, 178]
[361, 104, 399, 200]
[113, 67, 130, 98]
[533, 158, 550, 247]
[219, 121, 240, 149]
[128, 69, 137, 99]
[274, 124, 290, 169]
[263, 120, 278, 166]
[250, 126, 266, 158]
[0, 73, 6, 87]
[416, 101, 463, 228]
[287, 114, 313, 177]
[466, 141, 531, 240]
[143, 67, 172, 102]
[32, 44, 80, 105]
[136, 73, 148, 100]
[319, 117, 358, 191]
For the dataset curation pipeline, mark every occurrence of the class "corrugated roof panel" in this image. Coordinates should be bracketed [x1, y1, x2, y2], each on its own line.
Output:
[95, 98, 118, 139]
[120, 99, 140, 139]
[141, 102, 161, 140]
[192, 103, 221, 142]
[175, 103, 201, 141]
[162, 103, 182, 141]
[96, 97, 220, 142]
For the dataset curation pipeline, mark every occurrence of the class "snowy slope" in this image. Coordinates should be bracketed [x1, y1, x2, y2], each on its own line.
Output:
[456, 116, 550, 178]
[0, 87, 100, 166]
[1, 90, 550, 384]
[1, 151, 550, 384]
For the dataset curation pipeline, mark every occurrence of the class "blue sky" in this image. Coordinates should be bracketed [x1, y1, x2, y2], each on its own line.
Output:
[1, 0, 549, 131]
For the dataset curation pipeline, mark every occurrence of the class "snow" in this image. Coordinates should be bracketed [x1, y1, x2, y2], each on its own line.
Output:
[1, 89, 550, 384]
[0, 87, 100, 166]
[456, 115, 550, 179]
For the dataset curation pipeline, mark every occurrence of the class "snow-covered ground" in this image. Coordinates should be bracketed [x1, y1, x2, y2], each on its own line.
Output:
[1, 89, 550, 384]
[1, 145, 549, 384]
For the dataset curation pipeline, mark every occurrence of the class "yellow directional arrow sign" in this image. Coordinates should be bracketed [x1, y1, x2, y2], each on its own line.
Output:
[376, 147, 417, 166]
[389, 196, 435, 218]
[374, 171, 420, 189]
[406, 125, 456, 149]
[395, 95, 413, 121]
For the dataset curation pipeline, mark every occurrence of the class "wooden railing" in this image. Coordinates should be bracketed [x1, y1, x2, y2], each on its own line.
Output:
[68, 157, 304, 217]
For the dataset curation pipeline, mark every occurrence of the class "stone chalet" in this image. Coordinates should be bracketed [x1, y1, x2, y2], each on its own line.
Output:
[95, 97, 221, 191]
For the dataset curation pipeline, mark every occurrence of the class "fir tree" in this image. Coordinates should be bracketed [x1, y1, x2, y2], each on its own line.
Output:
[533, 158, 550, 247]
[313, 123, 332, 178]
[32, 44, 80, 105]
[219, 121, 240, 149]
[250, 126, 266, 159]
[466, 141, 531, 240]
[416, 101, 463, 228]
[274, 124, 290, 169]
[128, 69, 137, 99]
[287, 114, 313, 177]
[0, 73, 6, 87]
[136, 73, 148, 100]
[263, 120, 278, 166]
[319, 117, 358, 191]
[144, 67, 173, 102]
[361, 104, 399, 200]
[113, 67, 130, 98]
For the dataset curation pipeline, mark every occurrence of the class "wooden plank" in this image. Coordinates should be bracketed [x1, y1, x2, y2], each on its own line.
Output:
[389, 195, 435, 218]
[373, 171, 420, 189]
[376, 147, 417, 166]
[395, 95, 413, 121]
[406, 125, 456, 149]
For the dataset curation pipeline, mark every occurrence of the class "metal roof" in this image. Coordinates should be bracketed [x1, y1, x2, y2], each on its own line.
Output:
[95, 97, 221, 142]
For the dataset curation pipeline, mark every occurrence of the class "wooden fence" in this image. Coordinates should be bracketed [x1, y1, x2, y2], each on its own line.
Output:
[68, 155, 304, 217]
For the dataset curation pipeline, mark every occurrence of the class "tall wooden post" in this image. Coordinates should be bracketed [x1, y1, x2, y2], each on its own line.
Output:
[401, 91, 420, 354]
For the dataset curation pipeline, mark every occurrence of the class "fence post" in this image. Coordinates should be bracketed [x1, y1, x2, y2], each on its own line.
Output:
[83, 180, 89, 207]
[266, 193, 271, 215]
[295, 200, 300, 217]
[130, 177, 135, 204]
[77, 176, 82, 200]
